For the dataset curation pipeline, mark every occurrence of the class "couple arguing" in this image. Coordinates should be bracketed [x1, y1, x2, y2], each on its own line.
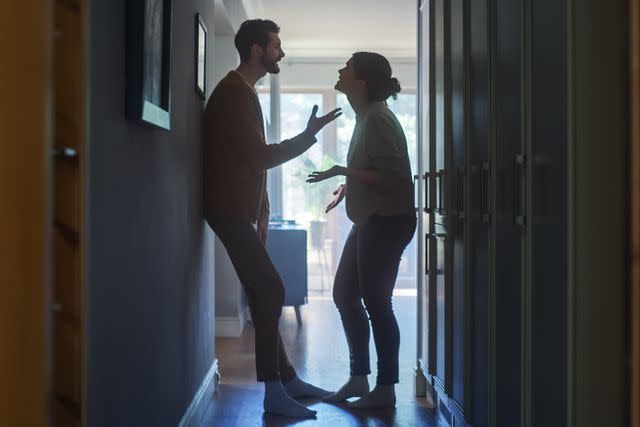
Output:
[204, 19, 415, 419]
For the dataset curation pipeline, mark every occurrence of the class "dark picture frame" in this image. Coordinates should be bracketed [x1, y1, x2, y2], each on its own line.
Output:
[195, 13, 207, 100]
[126, 0, 173, 130]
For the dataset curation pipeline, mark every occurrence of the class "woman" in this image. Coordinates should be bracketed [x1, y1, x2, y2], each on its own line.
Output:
[307, 52, 416, 409]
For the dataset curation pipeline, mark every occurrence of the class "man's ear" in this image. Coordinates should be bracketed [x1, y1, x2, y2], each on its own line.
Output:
[250, 43, 263, 61]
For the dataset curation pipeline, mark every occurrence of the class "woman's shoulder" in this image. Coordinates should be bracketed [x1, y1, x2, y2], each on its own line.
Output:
[364, 104, 401, 133]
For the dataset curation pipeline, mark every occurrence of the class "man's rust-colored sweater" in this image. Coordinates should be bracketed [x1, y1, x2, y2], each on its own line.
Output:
[203, 71, 316, 224]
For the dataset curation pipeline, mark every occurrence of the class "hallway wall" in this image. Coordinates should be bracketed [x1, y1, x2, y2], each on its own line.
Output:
[87, 1, 216, 425]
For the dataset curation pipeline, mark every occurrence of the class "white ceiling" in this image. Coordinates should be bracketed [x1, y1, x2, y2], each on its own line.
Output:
[245, 0, 417, 59]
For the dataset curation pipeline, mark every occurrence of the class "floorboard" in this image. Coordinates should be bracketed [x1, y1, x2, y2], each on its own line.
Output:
[200, 295, 438, 427]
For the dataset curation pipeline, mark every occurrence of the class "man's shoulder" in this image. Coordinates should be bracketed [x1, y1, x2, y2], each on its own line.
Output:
[217, 72, 252, 91]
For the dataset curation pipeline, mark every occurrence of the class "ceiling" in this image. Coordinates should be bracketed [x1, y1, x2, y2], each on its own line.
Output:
[245, 0, 417, 59]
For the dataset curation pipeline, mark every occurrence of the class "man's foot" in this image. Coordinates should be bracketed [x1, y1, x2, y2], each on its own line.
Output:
[264, 381, 317, 418]
[347, 384, 396, 409]
[322, 375, 370, 403]
[283, 376, 333, 399]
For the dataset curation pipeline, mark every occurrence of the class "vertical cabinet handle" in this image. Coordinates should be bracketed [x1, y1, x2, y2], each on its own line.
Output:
[458, 168, 466, 220]
[414, 173, 432, 213]
[514, 154, 526, 225]
[424, 173, 430, 213]
[425, 233, 430, 273]
[414, 174, 420, 213]
[481, 161, 490, 223]
[436, 169, 445, 214]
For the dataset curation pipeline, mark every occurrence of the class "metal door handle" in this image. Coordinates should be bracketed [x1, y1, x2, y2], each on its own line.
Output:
[514, 154, 526, 225]
[458, 168, 465, 220]
[481, 161, 490, 223]
[414, 174, 419, 213]
[52, 146, 78, 158]
[424, 172, 430, 213]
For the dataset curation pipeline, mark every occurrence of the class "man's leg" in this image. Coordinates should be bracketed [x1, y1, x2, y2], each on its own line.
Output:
[211, 218, 316, 417]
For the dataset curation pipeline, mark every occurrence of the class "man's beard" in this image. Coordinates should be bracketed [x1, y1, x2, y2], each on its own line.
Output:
[262, 56, 280, 74]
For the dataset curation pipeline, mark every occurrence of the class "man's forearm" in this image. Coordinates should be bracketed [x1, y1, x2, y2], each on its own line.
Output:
[259, 130, 317, 170]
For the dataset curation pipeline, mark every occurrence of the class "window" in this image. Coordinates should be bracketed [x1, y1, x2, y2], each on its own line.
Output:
[259, 90, 418, 293]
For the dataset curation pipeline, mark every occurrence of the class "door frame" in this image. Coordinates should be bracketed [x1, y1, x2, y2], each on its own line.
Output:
[629, 0, 640, 424]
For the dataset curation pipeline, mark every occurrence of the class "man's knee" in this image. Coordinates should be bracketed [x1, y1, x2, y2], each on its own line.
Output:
[255, 278, 285, 309]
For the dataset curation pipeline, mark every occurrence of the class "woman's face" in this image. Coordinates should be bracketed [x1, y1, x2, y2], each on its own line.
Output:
[335, 57, 363, 96]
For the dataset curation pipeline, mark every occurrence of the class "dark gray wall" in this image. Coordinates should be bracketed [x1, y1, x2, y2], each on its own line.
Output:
[87, 1, 216, 425]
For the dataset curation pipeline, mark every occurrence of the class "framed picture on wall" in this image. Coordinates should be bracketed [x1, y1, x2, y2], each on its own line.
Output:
[126, 0, 173, 130]
[195, 13, 207, 100]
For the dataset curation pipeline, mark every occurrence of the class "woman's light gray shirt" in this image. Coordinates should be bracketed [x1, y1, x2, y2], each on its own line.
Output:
[345, 102, 415, 225]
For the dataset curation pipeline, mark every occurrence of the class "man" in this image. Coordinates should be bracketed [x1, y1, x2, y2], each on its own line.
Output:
[203, 19, 341, 418]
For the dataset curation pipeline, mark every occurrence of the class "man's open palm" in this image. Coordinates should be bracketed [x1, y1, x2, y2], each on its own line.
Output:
[306, 105, 342, 135]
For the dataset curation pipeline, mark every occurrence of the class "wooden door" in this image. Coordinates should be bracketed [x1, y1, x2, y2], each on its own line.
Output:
[52, 0, 86, 425]
[0, 1, 53, 426]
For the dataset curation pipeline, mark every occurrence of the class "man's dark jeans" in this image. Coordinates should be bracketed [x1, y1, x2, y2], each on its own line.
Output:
[209, 217, 296, 382]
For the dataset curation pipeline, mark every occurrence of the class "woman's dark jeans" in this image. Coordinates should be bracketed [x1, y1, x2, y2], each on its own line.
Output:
[333, 215, 417, 385]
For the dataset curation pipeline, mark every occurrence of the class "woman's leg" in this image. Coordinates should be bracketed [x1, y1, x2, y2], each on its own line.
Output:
[349, 216, 416, 408]
[324, 226, 371, 402]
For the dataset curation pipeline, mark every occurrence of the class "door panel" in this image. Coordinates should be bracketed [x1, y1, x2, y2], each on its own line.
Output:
[469, 0, 491, 425]
[419, 0, 436, 374]
[494, 0, 524, 423]
[53, 229, 80, 320]
[53, 0, 85, 425]
[530, 0, 568, 424]
[433, 0, 451, 391]
[450, 0, 467, 413]
[434, 223, 447, 389]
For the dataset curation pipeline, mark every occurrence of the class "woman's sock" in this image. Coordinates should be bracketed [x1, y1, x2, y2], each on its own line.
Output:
[263, 381, 317, 418]
[322, 375, 370, 403]
[283, 376, 332, 398]
[347, 384, 396, 409]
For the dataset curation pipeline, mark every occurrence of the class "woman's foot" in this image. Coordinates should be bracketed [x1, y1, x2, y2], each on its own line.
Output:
[264, 381, 317, 418]
[322, 375, 370, 403]
[283, 376, 333, 399]
[347, 384, 396, 409]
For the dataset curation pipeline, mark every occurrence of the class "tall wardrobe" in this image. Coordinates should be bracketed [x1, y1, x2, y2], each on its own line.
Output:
[416, 0, 629, 426]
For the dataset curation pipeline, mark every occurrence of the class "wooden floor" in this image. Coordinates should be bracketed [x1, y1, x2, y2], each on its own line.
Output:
[200, 295, 438, 427]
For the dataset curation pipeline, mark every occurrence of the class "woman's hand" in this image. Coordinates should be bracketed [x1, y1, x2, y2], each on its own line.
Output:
[326, 184, 346, 213]
[306, 165, 345, 183]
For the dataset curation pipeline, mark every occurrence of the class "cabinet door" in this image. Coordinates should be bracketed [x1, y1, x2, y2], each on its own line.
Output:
[494, 0, 524, 424]
[433, 0, 451, 391]
[530, 0, 568, 424]
[419, 0, 437, 375]
[449, 0, 468, 415]
[469, 0, 491, 425]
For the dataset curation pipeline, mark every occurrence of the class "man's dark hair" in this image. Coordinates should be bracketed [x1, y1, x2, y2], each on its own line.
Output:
[234, 19, 280, 62]
[352, 52, 401, 102]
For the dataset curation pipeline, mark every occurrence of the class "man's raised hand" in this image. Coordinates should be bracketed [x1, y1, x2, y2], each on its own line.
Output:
[305, 105, 342, 136]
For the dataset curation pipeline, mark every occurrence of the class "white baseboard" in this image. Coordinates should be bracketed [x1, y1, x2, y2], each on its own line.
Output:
[178, 359, 220, 427]
[215, 314, 246, 337]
